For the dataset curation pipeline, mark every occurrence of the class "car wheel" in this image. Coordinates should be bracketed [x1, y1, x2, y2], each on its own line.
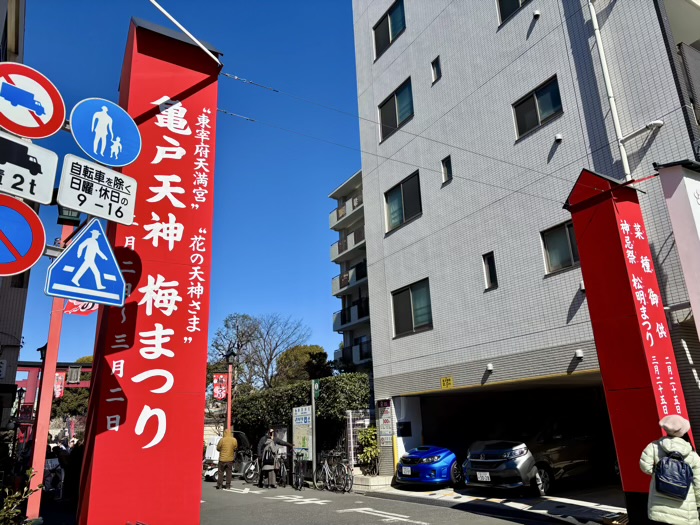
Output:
[450, 461, 464, 486]
[212, 470, 219, 483]
[535, 465, 553, 496]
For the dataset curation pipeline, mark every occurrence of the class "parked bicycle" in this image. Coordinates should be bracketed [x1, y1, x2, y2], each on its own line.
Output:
[313, 450, 353, 492]
[293, 451, 305, 491]
[243, 454, 260, 485]
[277, 453, 288, 488]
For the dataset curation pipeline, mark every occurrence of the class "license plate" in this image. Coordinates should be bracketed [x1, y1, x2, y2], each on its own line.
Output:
[401, 466, 411, 476]
[476, 472, 491, 482]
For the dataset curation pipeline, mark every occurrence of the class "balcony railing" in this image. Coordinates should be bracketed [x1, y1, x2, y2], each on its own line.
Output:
[330, 193, 364, 229]
[333, 298, 370, 331]
[358, 340, 372, 360]
[332, 261, 368, 295]
[330, 227, 366, 261]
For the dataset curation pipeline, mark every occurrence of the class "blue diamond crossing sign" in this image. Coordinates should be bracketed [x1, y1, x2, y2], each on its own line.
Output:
[45, 218, 125, 306]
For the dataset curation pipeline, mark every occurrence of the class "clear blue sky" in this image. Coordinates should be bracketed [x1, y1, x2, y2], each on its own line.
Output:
[18, 1, 360, 362]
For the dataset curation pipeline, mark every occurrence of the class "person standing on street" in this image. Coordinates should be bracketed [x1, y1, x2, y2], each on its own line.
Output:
[640, 415, 700, 525]
[216, 429, 238, 490]
[257, 429, 294, 488]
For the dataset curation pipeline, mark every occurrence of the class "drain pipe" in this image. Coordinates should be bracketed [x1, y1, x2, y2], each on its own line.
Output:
[588, 0, 631, 180]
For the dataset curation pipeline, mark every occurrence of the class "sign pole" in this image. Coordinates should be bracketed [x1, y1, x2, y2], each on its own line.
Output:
[311, 380, 316, 477]
[26, 224, 72, 519]
[226, 363, 232, 430]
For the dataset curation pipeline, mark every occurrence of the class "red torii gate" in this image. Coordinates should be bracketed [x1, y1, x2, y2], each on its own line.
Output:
[15, 361, 92, 443]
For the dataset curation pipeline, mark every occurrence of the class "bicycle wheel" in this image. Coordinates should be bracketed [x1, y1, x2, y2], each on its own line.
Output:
[332, 463, 347, 492]
[343, 464, 354, 493]
[244, 461, 259, 484]
[313, 465, 325, 490]
[279, 463, 287, 488]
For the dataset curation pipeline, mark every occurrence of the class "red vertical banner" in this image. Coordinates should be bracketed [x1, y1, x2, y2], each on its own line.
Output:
[616, 211, 690, 422]
[79, 21, 221, 525]
[53, 372, 65, 399]
[565, 169, 692, 514]
[212, 373, 227, 401]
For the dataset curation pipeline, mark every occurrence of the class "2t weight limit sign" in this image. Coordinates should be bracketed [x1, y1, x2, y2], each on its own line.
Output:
[57, 154, 137, 226]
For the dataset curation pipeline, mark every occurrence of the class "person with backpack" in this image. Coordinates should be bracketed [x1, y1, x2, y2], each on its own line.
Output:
[257, 429, 295, 488]
[640, 415, 700, 524]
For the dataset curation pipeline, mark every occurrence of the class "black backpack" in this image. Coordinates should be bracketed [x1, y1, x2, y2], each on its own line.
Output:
[262, 442, 276, 466]
[655, 450, 694, 500]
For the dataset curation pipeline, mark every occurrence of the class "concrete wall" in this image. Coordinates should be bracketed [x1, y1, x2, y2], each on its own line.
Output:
[393, 395, 422, 457]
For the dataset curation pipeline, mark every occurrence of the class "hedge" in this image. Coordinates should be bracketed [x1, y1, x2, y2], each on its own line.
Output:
[231, 373, 370, 451]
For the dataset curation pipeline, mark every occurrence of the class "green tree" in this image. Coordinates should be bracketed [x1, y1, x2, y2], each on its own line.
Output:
[274, 345, 333, 386]
[51, 356, 92, 420]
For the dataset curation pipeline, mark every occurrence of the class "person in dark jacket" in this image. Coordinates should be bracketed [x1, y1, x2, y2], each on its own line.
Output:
[257, 429, 294, 488]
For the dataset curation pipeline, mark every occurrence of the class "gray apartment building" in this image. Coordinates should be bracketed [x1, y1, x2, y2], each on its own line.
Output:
[351, 0, 700, 477]
[330, 170, 372, 369]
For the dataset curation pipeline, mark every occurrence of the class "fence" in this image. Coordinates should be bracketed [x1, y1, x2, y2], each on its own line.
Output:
[344, 409, 371, 469]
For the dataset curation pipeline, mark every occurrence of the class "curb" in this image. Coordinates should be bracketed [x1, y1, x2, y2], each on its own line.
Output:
[361, 489, 627, 525]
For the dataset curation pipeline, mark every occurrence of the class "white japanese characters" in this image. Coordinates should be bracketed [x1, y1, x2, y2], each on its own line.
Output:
[102, 97, 213, 450]
[620, 218, 681, 417]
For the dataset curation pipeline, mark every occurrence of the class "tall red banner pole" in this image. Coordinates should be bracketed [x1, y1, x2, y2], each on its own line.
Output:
[565, 169, 692, 523]
[26, 225, 72, 519]
[226, 363, 232, 430]
[79, 19, 221, 525]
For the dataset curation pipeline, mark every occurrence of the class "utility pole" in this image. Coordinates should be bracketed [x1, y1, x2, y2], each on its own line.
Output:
[26, 224, 72, 519]
[226, 356, 233, 430]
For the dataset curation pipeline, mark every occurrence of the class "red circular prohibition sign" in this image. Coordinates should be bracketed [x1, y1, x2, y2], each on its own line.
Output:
[0, 194, 46, 276]
[0, 62, 66, 139]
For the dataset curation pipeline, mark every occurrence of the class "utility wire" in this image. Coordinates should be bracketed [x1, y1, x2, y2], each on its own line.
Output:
[217, 108, 566, 206]
[218, 0, 593, 192]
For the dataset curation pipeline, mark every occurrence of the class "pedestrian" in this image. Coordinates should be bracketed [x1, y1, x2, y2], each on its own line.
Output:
[257, 428, 294, 489]
[216, 428, 238, 490]
[640, 415, 700, 525]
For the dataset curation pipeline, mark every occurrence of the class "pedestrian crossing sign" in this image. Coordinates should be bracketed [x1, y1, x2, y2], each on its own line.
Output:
[45, 218, 125, 306]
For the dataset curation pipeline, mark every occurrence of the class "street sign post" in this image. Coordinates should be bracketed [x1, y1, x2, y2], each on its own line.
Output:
[69, 98, 142, 168]
[0, 62, 65, 139]
[0, 130, 58, 204]
[57, 154, 137, 225]
[45, 218, 125, 307]
[0, 194, 46, 276]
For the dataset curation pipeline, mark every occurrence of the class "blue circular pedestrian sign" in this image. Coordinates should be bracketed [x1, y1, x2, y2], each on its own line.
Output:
[69, 98, 141, 168]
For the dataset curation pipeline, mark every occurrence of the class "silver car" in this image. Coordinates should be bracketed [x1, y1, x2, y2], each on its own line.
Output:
[463, 440, 542, 494]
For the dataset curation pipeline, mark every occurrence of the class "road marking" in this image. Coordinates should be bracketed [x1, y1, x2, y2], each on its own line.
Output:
[223, 487, 263, 495]
[337, 508, 430, 524]
[264, 495, 331, 505]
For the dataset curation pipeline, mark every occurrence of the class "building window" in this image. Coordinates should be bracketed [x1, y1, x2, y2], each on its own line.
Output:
[392, 278, 433, 336]
[385, 172, 421, 231]
[431, 56, 442, 84]
[483, 252, 498, 290]
[374, 0, 406, 58]
[513, 77, 562, 137]
[379, 78, 413, 141]
[441, 155, 452, 183]
[542, 221, 579, 273]
[497, 0, 532, 23]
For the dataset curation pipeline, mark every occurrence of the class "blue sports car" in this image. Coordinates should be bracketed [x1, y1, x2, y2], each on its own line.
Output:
[395, 445, 463, 485]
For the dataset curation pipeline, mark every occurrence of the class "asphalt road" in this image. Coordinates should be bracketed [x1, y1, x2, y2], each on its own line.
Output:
[200, 479, 559, 525]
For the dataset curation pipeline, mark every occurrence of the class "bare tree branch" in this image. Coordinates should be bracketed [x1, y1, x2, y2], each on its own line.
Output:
[251, 314, 311, 388]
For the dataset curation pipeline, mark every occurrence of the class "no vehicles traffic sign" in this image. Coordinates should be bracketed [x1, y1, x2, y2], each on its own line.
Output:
[0, 62, 65, 139]
[0, 194, 46, 276]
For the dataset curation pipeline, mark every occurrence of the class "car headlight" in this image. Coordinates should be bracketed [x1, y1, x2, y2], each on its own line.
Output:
[421, 455, 441, 464]
[503, 446, 528, 459]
